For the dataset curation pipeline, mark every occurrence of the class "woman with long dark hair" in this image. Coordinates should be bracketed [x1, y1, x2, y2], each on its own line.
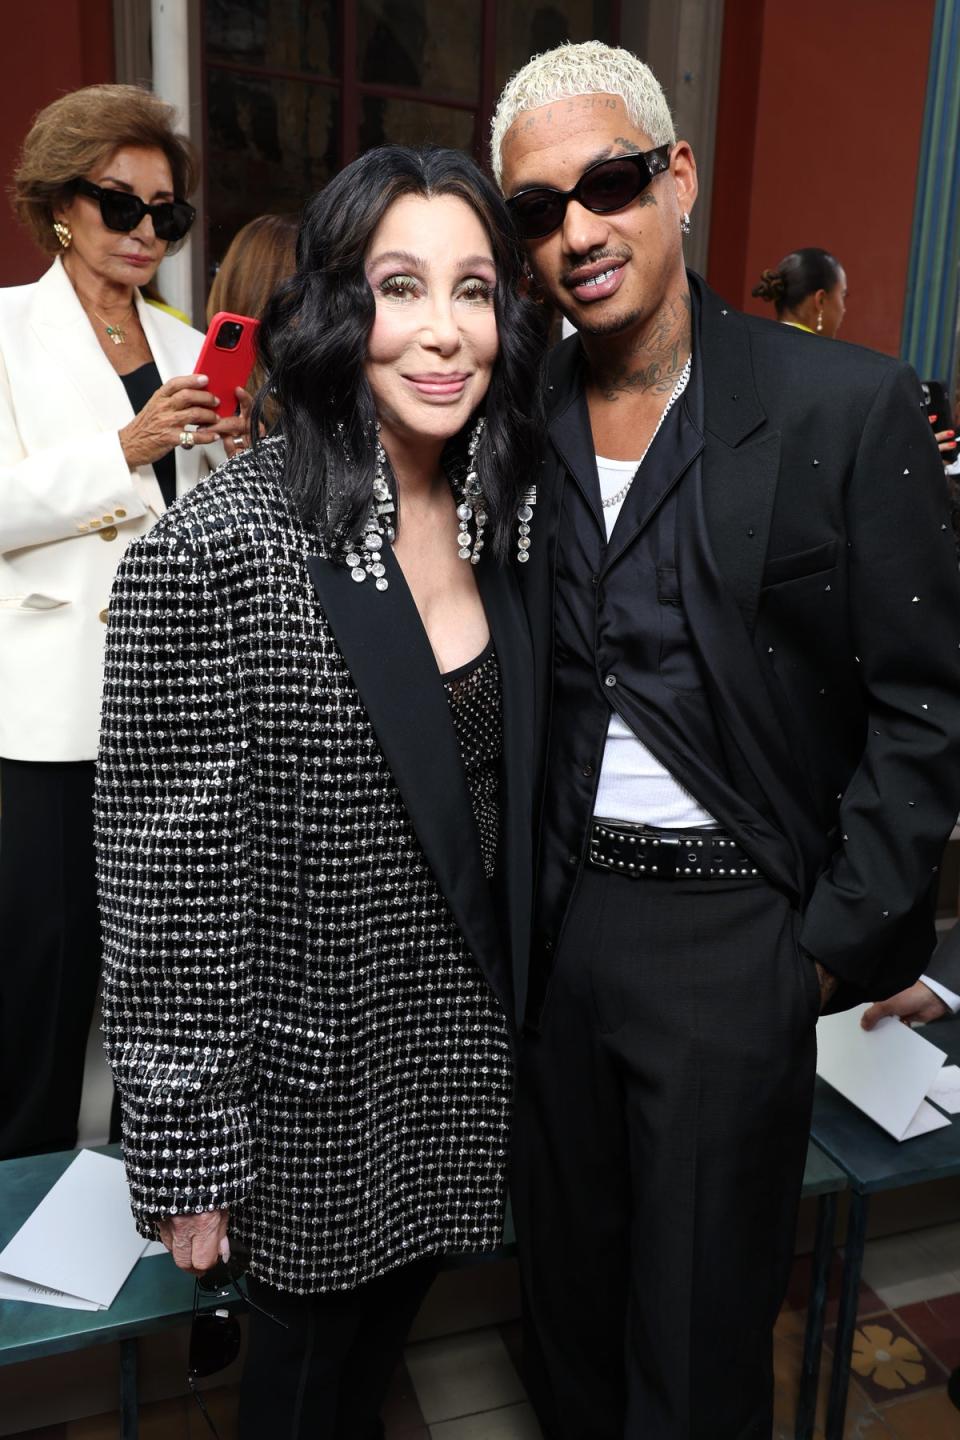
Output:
[752, 246, 847, 337]
[96, 146, 544, 1438]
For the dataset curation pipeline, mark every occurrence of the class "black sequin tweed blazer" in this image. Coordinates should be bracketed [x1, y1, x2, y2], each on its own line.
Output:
[95, 438, 534, 1293]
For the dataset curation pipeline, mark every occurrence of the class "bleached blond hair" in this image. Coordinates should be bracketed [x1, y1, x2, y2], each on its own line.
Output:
[490, 41, 676, 187]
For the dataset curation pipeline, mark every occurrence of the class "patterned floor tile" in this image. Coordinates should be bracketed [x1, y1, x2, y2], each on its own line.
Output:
[785, 1248, 885, 1323]
[897, 1292, 960, 1371]
[879, 1387, 960, 1439]
[825, 1313, 948, 1407]
[860, 1230, 960, 1310]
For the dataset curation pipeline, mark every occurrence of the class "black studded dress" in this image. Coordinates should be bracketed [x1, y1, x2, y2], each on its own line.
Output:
[442, 641, 502, 882]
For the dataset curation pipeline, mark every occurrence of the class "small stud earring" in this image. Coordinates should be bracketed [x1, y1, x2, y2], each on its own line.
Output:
[680, 212, 691, 235]
[52, 221, 72, 250]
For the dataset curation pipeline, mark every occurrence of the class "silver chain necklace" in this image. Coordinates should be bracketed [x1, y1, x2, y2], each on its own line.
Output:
[601, 356, 692, 509]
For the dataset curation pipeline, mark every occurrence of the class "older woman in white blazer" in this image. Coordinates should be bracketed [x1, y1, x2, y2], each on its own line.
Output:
[0, 84, 249, 1159]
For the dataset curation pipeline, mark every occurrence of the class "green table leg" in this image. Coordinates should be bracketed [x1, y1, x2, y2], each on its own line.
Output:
[120, 1337, 139, 1439]
[826, 1192, 869, 1440]
[795, 1191, 837, 1440]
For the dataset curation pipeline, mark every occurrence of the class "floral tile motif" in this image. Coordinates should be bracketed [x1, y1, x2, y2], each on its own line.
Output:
[852, 1325, 926, 1392]
[827, 1312, 948, 1406]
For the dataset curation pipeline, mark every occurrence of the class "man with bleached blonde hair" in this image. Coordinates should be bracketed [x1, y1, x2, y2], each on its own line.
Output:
[494, 41, 960, 1440]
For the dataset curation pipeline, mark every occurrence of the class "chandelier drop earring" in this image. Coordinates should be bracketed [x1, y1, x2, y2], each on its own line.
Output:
[456, 417, 488, 566]
[346, 431, 395, 590]
[517, 487, 536, 563]
[52, 221, 72, 249]
[680, 212, 691, 235]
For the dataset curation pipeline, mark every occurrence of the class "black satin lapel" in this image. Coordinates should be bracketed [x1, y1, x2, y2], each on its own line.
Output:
[701, 429, 781, 632]
[476, 559, 534, 1029]
[547, 388, 604, 534]
[305, 548, 511, 1016]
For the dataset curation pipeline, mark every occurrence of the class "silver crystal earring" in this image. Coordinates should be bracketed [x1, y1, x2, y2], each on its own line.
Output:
[346, 433, 395, 590]
[456, 417, 488, 566]
[517, 487, 536, 563]
[680, 212, 691, 236]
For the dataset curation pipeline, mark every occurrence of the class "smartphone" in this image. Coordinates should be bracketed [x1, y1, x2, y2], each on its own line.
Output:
[195, 312, 261, 419]
[921, 378, 958, 464]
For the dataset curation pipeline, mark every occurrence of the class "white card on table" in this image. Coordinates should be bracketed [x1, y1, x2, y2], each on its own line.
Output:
[0, 1149, 145, 1309]
[816, 1004, 951, 1142]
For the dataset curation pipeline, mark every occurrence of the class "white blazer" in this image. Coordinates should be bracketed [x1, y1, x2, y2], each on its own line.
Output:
[0, 257, 223, 761]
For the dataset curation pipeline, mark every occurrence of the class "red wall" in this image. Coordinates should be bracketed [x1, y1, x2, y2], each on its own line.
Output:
[0, 1, 114, 286]
[708, 0, 934, 356]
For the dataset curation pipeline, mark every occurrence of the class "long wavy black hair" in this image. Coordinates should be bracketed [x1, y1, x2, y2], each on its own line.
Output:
[252, 145, 546, 560]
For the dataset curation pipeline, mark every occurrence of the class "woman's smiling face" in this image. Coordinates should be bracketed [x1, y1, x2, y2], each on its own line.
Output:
[363, 192, 499, 449]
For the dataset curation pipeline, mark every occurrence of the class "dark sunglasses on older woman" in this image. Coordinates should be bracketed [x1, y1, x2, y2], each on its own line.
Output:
[506, 143, 672, 241]
[71, 177, 196, 243]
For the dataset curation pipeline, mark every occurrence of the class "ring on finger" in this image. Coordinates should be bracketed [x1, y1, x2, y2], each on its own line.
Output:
[179, 428, 196, 450]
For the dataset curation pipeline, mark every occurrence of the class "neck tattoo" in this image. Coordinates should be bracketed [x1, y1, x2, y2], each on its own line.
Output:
[592, 292, 692, 403]
[601, 357, 692, 509]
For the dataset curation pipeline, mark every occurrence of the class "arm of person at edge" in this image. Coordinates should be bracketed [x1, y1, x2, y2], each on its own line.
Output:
[797, 362, 960, 1006]
[862, 909, 960, 1027]
[97, 533, 256, 1270]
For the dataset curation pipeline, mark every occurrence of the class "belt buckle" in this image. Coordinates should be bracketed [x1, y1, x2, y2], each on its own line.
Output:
[652, 836, 680, 879]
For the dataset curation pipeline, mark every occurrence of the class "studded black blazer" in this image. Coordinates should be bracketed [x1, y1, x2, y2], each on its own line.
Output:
[520, 272, 960, 1007]
[95, 438, 534, 1293]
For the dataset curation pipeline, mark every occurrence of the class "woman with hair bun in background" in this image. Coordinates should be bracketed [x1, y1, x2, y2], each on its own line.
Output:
[752, 246, 847, 337]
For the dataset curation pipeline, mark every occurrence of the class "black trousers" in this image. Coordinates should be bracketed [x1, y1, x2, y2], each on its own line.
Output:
[512, 868, 819, 1440]
[238, 1257, 440, 1440]
[0, 758, 104, 1159]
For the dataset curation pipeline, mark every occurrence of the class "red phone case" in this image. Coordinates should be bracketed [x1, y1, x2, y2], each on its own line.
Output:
[195, 311, 261, 418]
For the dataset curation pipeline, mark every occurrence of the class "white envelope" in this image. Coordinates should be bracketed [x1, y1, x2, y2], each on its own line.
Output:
[0, 1149, 146, 1309]
[816, 1004, 952, 1141]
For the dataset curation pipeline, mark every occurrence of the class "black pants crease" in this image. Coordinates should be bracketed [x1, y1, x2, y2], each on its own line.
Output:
[0, 758, 104, 1159]
[238, 1256, 440, 1440]
[513, 868, 818, 1440]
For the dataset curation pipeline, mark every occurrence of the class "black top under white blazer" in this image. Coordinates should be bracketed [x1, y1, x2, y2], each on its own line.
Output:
[96, 437, 534, 1293]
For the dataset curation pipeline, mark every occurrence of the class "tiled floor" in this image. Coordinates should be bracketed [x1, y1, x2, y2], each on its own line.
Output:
[10, 1225, 960, 1439]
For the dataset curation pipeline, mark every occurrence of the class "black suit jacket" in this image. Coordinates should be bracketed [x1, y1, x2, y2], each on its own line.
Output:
[522, 272, 960, 1002]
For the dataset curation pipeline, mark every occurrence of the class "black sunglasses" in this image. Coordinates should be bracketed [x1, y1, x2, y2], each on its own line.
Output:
[72, 177, 196, 243]
[188, 1247, 287, 1439]
[507, 144, 673, 240]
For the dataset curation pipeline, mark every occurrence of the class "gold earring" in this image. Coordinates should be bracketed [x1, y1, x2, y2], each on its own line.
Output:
[52, 221, 72, 250]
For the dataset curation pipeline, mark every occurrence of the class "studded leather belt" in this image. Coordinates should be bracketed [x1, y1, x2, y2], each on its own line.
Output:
[588, 818, 761, 881]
